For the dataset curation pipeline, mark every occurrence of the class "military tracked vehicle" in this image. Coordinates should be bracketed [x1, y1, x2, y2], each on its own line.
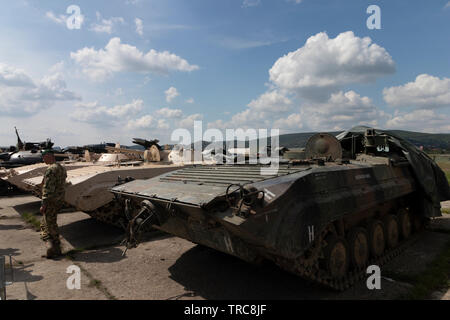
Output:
[16, 139, 183, 228]
[110, 127, 450, 290]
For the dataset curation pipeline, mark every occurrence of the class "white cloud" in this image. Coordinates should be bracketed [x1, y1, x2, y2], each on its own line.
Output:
[179, 114, 203, 128]
[127, 114, 154, 129]
[207, 119, 228, 130]
[218, 37, 275, 50]
[165, 86, 179, 103]
[0, 63, 35, 87]
[383, 74, 450, 109]
[45, 11, 67, 25]
[156, 107, 183, 118]
[135, 18, 144, 36]
[247, 90, 292, 112]
[46, 10, 85, 29]
[90, 12, 124, 34]
[210, 31, 396, 132]
[0, 63, 80, 116]
[71, 99, 143, 123]
[211, 90, 387, 133]
[273, 113, 303, 130]
[71, 37, 199, 81]
[269, 31, 395, 101]
[185, 98, 194, 104]
[127, 115, 172, 130]
[386, 109, 450, 133]
[157, 119, 169, 129]
[445, 2, 450, 9]
[300, 90, 386, 131]
[206, 90, 292, 130]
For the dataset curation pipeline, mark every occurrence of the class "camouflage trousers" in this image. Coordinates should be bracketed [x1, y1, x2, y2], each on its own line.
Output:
[40, 198, 64, 244]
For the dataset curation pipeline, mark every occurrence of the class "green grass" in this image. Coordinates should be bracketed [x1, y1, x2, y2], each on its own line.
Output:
[88, 279, 102, 288]
[21, 213, 41, 231]
[401, 240, 450, 299]
[76, 263, 117, 300]
[436, 161, 450, 185]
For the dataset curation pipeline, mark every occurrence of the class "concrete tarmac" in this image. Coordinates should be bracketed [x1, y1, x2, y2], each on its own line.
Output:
[1, 195, 449, 300]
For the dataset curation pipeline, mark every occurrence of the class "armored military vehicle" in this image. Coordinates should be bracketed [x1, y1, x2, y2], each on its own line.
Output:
[16, 139, 183, 228]
[0, 127, 57, 169]
[110, 127, 450, 290]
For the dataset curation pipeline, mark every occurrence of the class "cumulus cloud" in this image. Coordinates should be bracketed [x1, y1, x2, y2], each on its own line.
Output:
[165, 86, 179, 103]
[207, 90, 293, 130]
[127, 114, 154, 129]
[157, 119, 169, 129]
[71, 99, 143, 123]
[383, 74, 450, 109]
[247, 90, 292, 112]
[269, 31, 395, 101]
[185, 98, 194, 104]
[211, 89, 296, 130]
[0, 63, 35, 87]
[300, 90, 386, 131]
[179, 114, 203, 128]
[210, 31, 397, 132]
[273, 113, 303, 130]
[70, 37, 199, 81]
[156, 107, 183, 118]
[386, 109, 450, 133]
[90, 12, 124, 34]
[135, 18, 144, 36]
[0, 63, 80, 116]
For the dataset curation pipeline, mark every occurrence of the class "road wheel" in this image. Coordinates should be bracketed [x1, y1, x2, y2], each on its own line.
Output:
[383, 215, 399, 249]
[347, 227, 369, 270]
[368, 220, 385, 257]
[323, 236, 349, 279]
[398, 209, 412, 239]
[412, 214, 424, 232]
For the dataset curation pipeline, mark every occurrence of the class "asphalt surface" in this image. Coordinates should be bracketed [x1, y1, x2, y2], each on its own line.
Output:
[1, 195, 449, 300]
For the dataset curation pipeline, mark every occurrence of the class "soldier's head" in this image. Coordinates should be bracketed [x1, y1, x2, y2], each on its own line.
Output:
[42, 150, 56, 164]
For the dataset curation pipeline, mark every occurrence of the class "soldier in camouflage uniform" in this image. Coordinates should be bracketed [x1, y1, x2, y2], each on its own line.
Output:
[39, 150, 67, 259]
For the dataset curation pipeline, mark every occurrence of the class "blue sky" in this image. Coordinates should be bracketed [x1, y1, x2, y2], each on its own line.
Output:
[0, 0, 449, 147]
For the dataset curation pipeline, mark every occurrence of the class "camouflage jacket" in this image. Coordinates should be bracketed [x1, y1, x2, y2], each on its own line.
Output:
[42, 163, 67, 202]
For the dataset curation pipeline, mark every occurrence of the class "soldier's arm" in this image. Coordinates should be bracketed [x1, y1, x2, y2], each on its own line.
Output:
[42, 168, 56, 201]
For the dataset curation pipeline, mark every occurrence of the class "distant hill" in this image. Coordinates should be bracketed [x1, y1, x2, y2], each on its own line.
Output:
[194, 130, 450, 151]
[171, 129, 450, 152]
[388, 130, 450, 150]
[277, 130, 450, 151]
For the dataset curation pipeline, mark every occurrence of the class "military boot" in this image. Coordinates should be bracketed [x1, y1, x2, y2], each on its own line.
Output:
[45, 241, 62, 259]
[41, 241, 51, 258]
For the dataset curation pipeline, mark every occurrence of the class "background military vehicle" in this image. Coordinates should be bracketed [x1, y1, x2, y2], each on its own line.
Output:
[110, 127, 450, 290]
[0, 127, 57, 169]
[16, 138, 183, 228]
